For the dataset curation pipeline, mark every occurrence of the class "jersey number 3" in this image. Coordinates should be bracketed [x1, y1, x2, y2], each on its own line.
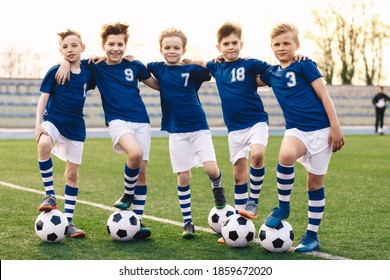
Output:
[286, 71, 296, 87]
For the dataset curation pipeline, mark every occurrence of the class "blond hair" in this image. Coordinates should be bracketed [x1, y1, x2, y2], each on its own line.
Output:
[159, 27, 187, 48]
[270, 23, 299, 42]
[57, 29, 82, 45]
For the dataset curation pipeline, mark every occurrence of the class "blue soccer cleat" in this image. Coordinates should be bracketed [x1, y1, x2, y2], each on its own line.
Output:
[295, 235, 320, 252]
[264, 207, 290, 228]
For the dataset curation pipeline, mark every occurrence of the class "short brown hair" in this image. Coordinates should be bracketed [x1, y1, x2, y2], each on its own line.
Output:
[270, 23, 299, 42]
[159, 27, 187, 48]
[100, 22, 130, 45]
[57, 29, 82, 45]
[216, 22, 242, 43]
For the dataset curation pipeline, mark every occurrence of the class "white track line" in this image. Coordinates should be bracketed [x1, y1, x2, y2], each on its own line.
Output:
[0, 180, 349, 260]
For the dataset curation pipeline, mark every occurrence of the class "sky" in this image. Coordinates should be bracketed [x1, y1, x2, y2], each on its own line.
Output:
[1, 0, 389, 83]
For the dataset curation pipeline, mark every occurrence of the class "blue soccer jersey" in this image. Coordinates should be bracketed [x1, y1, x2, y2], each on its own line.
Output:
[40, 64, 95, 142]
[147, 62, 211, 133]
[206, 58, 270, 132]
[260, 60, 330, 131]
[83, 60, 152, 126]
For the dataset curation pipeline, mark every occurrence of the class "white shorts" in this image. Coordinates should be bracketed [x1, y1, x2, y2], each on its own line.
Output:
[285, 127, 332, 175]
[169, 130, 217, 173]
[228, 122, 269, 165]
[108, 120, 151, 160]
[42, 121, 84, 165]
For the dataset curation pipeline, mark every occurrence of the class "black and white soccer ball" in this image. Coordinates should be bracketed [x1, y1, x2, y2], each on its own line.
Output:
[107, 210, 140, 241]
[208, 204, 235, 234]
[258, 220, 294, 253]
[35, 209, 68, 243]
[221, 214, 256, 247]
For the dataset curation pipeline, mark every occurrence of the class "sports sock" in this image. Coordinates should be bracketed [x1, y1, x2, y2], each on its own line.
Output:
[249, 165, 265, 205]
[64, 184, 79, 223]
[306, 187, 325, 239]
[38, 158, 55, 196]
[178, 185, 192, 223]
[124, 164, 139, 196]
[277, 163, 294, 211]
[234, 183, 248, 213]
[209, 169, 222, 188]
[133, 185, 147, 221]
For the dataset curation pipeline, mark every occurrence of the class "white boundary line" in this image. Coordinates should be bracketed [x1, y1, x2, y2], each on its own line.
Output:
[0, 180, 349, 260]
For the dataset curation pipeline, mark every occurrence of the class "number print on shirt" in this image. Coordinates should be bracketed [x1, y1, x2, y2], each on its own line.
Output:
[124, 68, 134, 82]
[182, 73, 190, 87]
[231, 67, 245, 82]
[286, 71, 296, 87]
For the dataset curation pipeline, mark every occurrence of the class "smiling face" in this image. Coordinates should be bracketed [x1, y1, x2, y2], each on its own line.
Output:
[59, 35, 85, 63]
[216, 33, 243, 62]
[271, 31, 300, 68]
[160, 36, 186, 65]
[102, 34, 127, 65]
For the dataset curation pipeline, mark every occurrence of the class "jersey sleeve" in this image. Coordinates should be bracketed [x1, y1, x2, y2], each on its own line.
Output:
[39, 66, 59, 94]
[301, 60, 322, 83]
[134, 60, 152, 81]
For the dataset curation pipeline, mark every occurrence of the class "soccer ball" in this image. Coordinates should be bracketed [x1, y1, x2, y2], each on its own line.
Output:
[221, 214, 256, 247]
[35, 210, 68, 243]
[208, 204, 235, 234]
[258, 220, 294, 253]
[107, 210, 140, 241]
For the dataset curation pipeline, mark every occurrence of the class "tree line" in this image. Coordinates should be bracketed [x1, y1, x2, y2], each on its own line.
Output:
[1, 0, 389, 85]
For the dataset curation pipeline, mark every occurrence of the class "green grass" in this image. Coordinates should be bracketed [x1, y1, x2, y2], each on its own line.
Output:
[0, 135, 389, 260]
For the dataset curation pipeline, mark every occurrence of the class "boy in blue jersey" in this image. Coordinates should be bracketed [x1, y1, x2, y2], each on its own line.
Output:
[57, 22, 159, 239]
[35, 29, 95, 238]
[147, 28, 226, 238]
[258, 23, 345, 252]
[191, 22, 271, 228]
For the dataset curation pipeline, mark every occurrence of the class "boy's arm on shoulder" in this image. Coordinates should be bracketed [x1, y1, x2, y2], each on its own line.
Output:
[55, 59, 71, 85]
[184, 59, 207, 69]
[142, 76, 159, 91]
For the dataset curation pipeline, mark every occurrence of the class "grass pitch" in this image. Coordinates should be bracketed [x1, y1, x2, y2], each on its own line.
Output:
[0, 134, 389, 260]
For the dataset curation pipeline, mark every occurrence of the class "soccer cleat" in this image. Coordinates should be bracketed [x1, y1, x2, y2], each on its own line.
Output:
[264, 207, 290, 228]
[114, 193, 134, 210]
[133, 223, 152, 240]
[182, 221, 195, 239]
[295, 235, 320, 252]
[212, 187, 226, 209]
[217, 237, 226, 244]
[38, 195, 58, 212]
[67, 222, 86, 238]
[238, 200, 258, 219]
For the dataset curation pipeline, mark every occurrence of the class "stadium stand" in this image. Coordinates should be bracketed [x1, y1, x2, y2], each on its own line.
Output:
[0, 78, 387, 129]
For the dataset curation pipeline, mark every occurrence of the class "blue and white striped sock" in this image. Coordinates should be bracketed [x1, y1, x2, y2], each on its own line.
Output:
[178, 185, 192, 223]
[277, 163, 294, 211]
[133, 185, 147, 221]
[124, 164, 139, 195]
[306, 187, 325, 239]
[64, 184, 79, 223]
[234, 183, 248, 214]
[249, 165, 265, 205]
[38, 158, 55, 196]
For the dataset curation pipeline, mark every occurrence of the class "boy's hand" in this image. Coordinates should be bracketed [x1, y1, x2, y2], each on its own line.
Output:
[329, 127, 345, 152]
[214, 55, 225, 63]
[294, 54, 310, 62]
[123, 55, 135, 62]
[34, 125, 48, 143]
[89, 56, 107, 64]
[55, 61, 71, 85]
[181, 58, 191, 64]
